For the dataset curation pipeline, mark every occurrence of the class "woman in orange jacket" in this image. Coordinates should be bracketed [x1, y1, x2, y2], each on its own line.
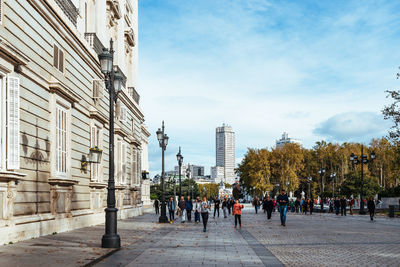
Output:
[233, 199, 244, 228]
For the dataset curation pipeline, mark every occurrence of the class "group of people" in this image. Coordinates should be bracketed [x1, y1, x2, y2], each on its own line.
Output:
[154, 195, 245, 232]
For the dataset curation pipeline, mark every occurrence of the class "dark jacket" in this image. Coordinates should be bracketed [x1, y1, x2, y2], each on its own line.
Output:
[295, 200, 300, 207]
[233, 186, 242, 200]
[186, 200, 192, 210]
[277, 194, 289, 206]
[222, 200, 228, 208]
[334, 199, 340, 208]
[340, 198, 347, 208]
[154, 199, 159, 208]
[214, 199, 220, 208]
[265, 200, 274, 210]
[367, 200, 375, 211]
[178, 200, 186, 210]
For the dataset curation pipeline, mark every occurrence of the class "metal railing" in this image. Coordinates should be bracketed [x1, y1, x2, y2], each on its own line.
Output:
[128, 87, 140, 105]
[84, 33, 105, 55]
[54, 0, 79, 27]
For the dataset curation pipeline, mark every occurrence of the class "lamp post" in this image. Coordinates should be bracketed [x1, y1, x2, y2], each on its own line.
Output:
[307, 177, 312, 199]
[176, 147, 183, 198]
[186, 164, 191, 197]
[330, 172, 336, 198]
[318, 167, 326, 196]
[156, 121, 169, 223]
[350, 145, 376, 215]
[98, 39, 123, 248]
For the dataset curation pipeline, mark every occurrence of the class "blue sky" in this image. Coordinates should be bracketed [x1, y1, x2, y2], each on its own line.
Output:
[138, 0, 400, 176]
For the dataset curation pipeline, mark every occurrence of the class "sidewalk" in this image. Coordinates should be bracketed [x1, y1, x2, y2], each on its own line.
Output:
[0, 211, 163, 267]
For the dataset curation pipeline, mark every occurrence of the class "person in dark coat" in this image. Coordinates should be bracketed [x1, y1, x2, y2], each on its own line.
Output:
[303, 199, 308, 215]
[340, 196, 347, 216]
[277, 189, 289, 226]
[367, 196, 375, 221]
[295, 198, 300, 213]
[334, 197, 340, 215]
[265, 196, 274, 220]
[233, 183, 242, 200]
[186, 196, 193, 222]
[213, 197, 220, 218]
[309, 199, 314, 215]
[178, 196, 187, 223]
[154, 199, 160, 215]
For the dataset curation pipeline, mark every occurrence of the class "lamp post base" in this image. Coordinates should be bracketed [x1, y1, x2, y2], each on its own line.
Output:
[159, 215, 169, 223]
[102, 234, 121, 248]
[102, 207, 121, 248]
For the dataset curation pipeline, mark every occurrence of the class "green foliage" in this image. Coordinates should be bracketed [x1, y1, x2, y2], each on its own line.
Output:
[379, 185, 400, 197]
[341, 171, 380, 198]
[236, 137, 399, 198]
[198, 183, 219, 199]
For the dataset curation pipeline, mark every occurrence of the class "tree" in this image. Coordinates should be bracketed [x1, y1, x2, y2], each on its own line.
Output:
[383, 88, 400, 142]
[341, 171, 380, 198]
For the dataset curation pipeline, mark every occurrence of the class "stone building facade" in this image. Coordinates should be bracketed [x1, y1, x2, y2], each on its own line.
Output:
[0, 0, 148, 244]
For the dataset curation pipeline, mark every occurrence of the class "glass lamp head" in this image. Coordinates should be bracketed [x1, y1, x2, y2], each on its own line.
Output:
[98, 48, 113, 74]
[113, 70, 123, 93]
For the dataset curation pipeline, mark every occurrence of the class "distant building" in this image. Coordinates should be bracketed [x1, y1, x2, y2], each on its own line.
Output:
[276, 132, 302, 148]
[214, 124, 236, 184]
[211, 166, 225, 183]
[190, 165, 205, 178]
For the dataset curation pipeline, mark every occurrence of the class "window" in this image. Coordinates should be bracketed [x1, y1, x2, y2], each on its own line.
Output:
[120, 105, 127, 122]
[0, 75, 20, 170]
[90, 123, 102, 182]
[131, 147, 137, 186]
[56, 105, 67, 176]
[53, 44, 64, 73]
[92, 80, 103, 102]
[116, 140, 127, 185]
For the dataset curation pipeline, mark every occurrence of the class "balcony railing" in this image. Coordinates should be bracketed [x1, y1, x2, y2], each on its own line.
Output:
[84, 33, 105, 55]
[128, 87, 140, 105]
[113, 65, 127, 89]
[54, 0, 79, 27]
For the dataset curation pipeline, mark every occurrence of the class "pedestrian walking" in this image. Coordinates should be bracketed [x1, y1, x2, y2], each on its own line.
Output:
[289, 200, 295, 212]
[340, 196, 347, 216]
[227, 198, 232, 215]
[334, 197, 340, 215]
[154, 199, 160, 215]
[222, 198, 228, 218]
[309, 199, 314, 215]
[277, 189, 289, 226]
[233, 199, 244, 228]
[367, 196, 375, 221]
[193, 197, 201, 223]
[349, 198, 354, 215]
[186, 196, 193, 222]
[213, 197, 220, 218]
[295, 198, 300, 213]
[168, 197, 176, 223]
[178, 196, 187, 223]
[303, 198, 308, 215]
[253, 197, 260, 214]
[200, 196, 211, 232]
[265, 196, 274, 220]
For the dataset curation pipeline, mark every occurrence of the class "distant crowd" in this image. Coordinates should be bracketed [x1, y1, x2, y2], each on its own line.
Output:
[153, 184, 379, 233]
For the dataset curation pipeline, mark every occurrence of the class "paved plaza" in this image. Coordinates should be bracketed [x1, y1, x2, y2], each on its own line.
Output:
[0, 206, 399, 266]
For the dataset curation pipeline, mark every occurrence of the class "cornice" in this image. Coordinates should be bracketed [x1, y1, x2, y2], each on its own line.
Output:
[49, 76, 82, 103]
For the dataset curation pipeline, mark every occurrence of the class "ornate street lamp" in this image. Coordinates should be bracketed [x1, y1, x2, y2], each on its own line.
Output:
[318, 167, 326, 195]
[307, 177, 312, 199]
[98, 39, 123, 248]
[350, 145, 376, 215]
[186, 163, 191, 197]
[330, 172, 336, 198]
[157, 121, 169, 223]
[176, 147, 183, 198]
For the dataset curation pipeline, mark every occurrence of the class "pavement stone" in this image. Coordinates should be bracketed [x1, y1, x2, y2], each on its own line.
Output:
[0, 207, 399, 266]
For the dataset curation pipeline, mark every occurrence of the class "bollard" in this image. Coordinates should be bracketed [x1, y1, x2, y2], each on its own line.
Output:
[389, 205, 395, 218]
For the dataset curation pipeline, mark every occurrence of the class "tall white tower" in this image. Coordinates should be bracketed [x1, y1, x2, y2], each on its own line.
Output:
[215, 124, 235, 184]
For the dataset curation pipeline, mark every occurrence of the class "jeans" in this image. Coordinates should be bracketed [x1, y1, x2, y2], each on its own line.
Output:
[341, 207, 346, 216]
[235, 214, 241, 226]
[223, 207, 228, 218]
[195, 211, 200, 222]
[267, 208, 272, 220]
[169, 210, 175, 221]
[214, 207, 219, 217]
[186, 209, 192, 221]
[201, 212, 209, 230]
[255, 205, 258, 214]
[280, 205, 287, 225]
[155, 207, 159, 214]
